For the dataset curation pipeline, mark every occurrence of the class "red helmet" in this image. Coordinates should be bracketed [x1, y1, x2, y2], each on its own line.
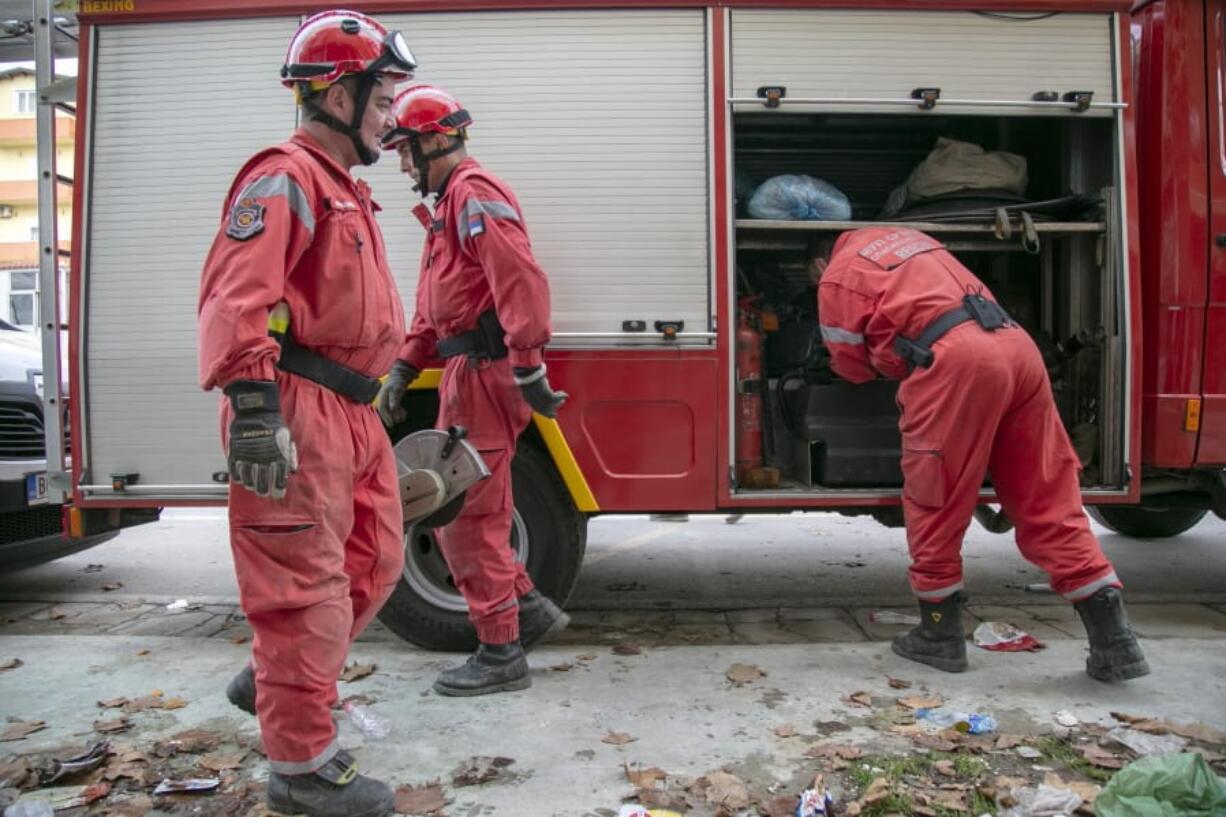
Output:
[383, 85, 473, 150]
[281, 9, 416, 88]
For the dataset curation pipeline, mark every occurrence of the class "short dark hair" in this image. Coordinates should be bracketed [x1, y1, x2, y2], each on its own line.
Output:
[301, 75, 361, 122]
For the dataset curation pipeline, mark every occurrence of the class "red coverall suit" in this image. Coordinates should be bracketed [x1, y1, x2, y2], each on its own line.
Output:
[817, 227, 1120, 603]
[199, 131, 406, 774]
[399, 156, 552, 644]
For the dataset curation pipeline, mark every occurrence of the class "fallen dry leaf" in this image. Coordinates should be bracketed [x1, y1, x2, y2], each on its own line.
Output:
[805, 743, 865, 760]
[229, 634, 248, 645]
[898, 694, 944, 710]
[160, 697, 188, 711]
[200, 752, 247, 772]
[1044, 773, 1100, 807]
[394, 781, 447, 815]
[576, 653, 598, 661]
[612, 643, 642, 656]
[449, 756, 513, 787]
[633, 786, 692, 813]
[933, 760, 957, 777]
[844, 691, 874, 708]
[155, 728, 223, 756]
[0, 757, 37, 789]
[135, 649, 150, 656]
[624, 762, 667, 788]
[48, 607, 67, 620]
[887, 677, 912, 689]
[122, 695, 164, 713]
[774, 724, 798, 738]
[995, 734, 1025, 750]
[97, 697, 128, 709]
[93, 717, 131, 734]
[549, 663, 574, 672]
[1160, 721, 1226, 744]
[336, 694, 375, 710]
[601, 730, 637, 746]
[117, 750, 148, 764]
[699, 770, 750, 810]
[1110, 712, 1149, 725]
[726, 662, 766, 686]
[0, 658, 22, 672]
[1081, 745, 1126, 769]
[101, 582, 123, 591]
[930, 789, 968, 812]
[914, 733, 961, 753]
[339, 662, 376, 682]
[0, 720, 45, 742]
[763, 794, 802, 817]
[103, 762, 158, 787]
[845, 802, 863, 817]
[863, 777, 892, 805]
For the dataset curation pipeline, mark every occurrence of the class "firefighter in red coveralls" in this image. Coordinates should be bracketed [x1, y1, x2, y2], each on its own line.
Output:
[375, 85, 570, 696]
[814, 227, 1149, 681]
[197, 11, 415, 816]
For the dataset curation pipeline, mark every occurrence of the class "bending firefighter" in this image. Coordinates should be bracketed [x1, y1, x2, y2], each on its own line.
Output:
[197, 10, 415, 816]
[376, 85, 570, 696]
[814, 227, 1149, 682]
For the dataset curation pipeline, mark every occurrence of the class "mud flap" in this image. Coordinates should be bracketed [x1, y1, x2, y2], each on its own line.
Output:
[394, 428, 491, 526]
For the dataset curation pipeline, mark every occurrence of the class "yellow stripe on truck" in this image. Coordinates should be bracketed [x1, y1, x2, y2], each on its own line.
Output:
[532, 415, 599, 513]
[407, 369, 599, 512]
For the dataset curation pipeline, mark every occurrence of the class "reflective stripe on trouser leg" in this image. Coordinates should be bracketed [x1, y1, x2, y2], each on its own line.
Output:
[267, 739, 340, 776]
[914, 581, 965, 601]
[1061, 570, 1121, 602]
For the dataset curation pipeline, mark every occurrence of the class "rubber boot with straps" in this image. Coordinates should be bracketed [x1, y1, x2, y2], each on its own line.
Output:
[518, 590, 570, 651]
[891, 592, 969, 673]
[1073, 587, 1150, 681]
[226, 664, 256, 716]
[266, 749, 393, 817]
[433, 641, 530, 697]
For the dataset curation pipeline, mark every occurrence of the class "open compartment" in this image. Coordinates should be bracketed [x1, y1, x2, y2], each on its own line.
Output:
[731, 112, 1127, 494]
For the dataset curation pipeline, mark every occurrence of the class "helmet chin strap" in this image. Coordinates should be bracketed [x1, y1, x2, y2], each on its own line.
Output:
[306, 74, 381, 166]
[408, 133, 464, 197]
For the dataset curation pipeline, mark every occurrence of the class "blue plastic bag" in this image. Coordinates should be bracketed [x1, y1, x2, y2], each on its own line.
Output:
[748, 175, 851, 221]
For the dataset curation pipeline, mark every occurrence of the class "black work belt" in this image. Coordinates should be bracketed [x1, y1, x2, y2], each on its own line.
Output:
[436, 309, 508, 361]
[276, 336, 381, 404]
[894, 293, 1013, 371]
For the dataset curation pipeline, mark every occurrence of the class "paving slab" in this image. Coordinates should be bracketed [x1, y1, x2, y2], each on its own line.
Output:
[0, 634, 1222, 817]
[1123, 603, 1226, 638]
[849, 607, 982, 642]
[0, 601, 50, 622]
[777, 611, 868, 643]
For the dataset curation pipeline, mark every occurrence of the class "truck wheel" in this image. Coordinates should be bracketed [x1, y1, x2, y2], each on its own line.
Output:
[377, 441, 588, 651]
[1087, 505, 1207, 539]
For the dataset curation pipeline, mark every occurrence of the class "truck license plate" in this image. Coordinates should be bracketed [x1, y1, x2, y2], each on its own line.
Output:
[25, 472, 50, 507]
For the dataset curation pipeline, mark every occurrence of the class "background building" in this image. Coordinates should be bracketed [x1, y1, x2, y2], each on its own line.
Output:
[0, 66, 71, 329]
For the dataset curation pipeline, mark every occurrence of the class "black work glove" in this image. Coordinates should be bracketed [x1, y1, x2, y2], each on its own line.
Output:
[225, 380, 298, 500]
[513, 365, 568, 418]
[375, 359, 421, 427]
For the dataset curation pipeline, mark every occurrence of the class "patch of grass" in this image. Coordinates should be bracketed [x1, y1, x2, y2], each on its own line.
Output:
[849, 754, 935, 788]
[1035, 736, 1115, 783]
[968, 789, 997, 816]
[861, 792, 914, 817]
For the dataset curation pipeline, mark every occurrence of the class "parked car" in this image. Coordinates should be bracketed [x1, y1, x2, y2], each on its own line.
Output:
[0, 317, 117, 570]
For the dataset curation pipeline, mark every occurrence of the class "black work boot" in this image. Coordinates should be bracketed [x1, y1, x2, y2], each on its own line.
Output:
[433, 642, 531, 697]
[891, 592, 969, 673]
[1073, 587, 1151, 682]
[518, 590, 570, 652]
[226, 664, 256, 716]
[267, 749, 393, 817]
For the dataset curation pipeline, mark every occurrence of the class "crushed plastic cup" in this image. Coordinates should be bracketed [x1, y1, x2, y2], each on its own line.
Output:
[999, 784, 1082, 817]
[916, 708, 997, 735]
[973, 621, 1045, 652]
[797, 785, 835, 816]
[868, 611, 921, 625]
[344, 702, 391, 740]
[1105, 727, 1188, 756]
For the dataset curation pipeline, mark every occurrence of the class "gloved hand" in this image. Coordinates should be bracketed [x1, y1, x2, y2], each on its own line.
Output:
[376, 359, 421, 427]
[225, 380, 298, 500]
[513, 365, 568, 418]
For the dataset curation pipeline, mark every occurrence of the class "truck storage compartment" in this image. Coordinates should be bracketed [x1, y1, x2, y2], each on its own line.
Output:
[733, 111, 1126, 493]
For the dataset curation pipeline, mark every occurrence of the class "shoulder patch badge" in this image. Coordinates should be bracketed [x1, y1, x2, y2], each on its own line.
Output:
[226, 198, 265, 241]
[466, 212, 485, 238]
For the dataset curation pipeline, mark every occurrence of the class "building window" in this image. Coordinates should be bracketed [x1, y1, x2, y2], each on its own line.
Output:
[14, 90, 35, 115]
[8, 271, 36, 328]
[29, 225, 38, 242]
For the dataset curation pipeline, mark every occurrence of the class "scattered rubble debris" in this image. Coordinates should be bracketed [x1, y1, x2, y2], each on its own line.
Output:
[394, 781, 448, 815]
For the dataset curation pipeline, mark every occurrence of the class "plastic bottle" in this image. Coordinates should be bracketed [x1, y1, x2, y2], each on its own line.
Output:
[915, 708, 997, 735]
[343, 702, 391, 740]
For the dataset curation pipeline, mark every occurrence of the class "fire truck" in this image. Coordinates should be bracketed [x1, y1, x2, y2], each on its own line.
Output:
[29, 0, 1224, 649]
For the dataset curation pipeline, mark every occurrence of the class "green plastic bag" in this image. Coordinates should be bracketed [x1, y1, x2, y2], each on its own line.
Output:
[1097, 753, 1226, 817]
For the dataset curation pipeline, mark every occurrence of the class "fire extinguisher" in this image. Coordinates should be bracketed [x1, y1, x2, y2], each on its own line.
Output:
[735, 297, 765, 485]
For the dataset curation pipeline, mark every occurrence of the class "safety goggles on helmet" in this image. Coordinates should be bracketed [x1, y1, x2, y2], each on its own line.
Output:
[281, 10, 416, 88]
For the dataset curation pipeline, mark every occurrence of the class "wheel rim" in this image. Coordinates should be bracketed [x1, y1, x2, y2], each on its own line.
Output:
[401, 509, 529, 613]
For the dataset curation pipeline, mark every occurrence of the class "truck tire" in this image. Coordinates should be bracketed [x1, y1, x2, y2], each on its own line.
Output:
[376, 441, 587, 651]
[1087, 505, 1207, 539]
